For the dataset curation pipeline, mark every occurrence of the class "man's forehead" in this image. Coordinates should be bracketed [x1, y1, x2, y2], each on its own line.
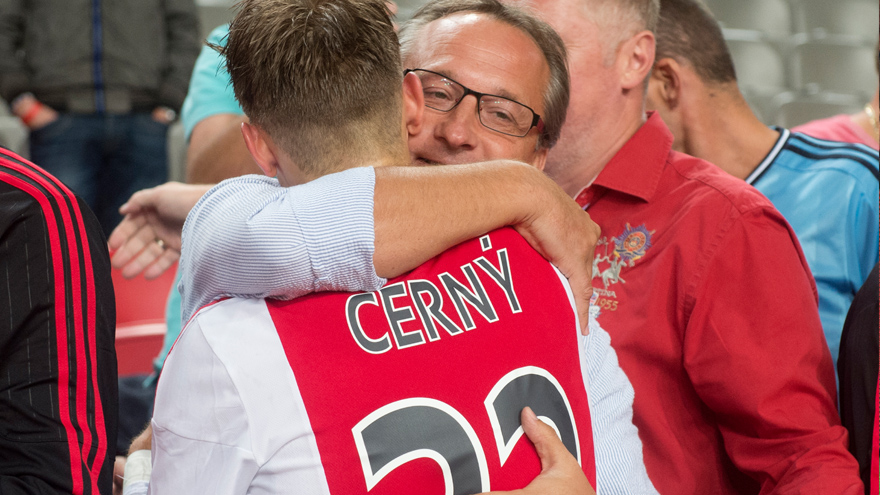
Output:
[410, 12, 550, 108]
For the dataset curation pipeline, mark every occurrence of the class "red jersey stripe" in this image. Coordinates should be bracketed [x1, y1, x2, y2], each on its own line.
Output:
[0, 151, 104, 494]
[0, 172, 84, 494]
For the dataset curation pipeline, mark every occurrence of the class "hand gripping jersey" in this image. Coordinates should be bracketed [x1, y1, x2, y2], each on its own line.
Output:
[151, 228, 596, 494]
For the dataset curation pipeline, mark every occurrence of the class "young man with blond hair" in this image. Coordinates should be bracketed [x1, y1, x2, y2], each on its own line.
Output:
[148, 0, 653, 493]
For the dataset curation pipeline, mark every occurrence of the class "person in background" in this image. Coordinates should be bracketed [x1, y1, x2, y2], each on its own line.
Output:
[0, 148, 117, 494]
[645, 0, 879, 371]
[0, 0, 201, 235]
[793, 43, 880, 151]
[837, 263, 879, 493]
[497, 0, 860, 491]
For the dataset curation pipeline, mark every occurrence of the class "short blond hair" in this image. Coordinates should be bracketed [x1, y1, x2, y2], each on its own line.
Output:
[220, 0, 402, 176]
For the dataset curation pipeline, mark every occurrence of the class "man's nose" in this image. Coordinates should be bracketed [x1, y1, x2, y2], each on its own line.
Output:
[434, 95, 481, 151]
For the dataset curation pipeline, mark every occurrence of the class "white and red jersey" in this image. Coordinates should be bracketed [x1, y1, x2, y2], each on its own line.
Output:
[151, 228, 596, 494]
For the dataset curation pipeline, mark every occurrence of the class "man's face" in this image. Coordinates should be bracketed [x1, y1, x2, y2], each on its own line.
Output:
[526, 0, 623, 176]
[404, 13, 551, 168]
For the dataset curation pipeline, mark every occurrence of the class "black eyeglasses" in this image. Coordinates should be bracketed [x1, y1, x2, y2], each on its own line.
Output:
[405, 68, 543, 138]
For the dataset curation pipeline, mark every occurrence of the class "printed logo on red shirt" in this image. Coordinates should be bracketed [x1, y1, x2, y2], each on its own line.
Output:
[592, 223, 655, 314]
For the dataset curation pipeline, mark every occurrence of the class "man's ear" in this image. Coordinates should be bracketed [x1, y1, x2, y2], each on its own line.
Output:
[618, 30, 656, 90]
[402, 71, 424, 137]
[649, 57, 682, 109]
[532, 146, 548, 171]
[241, 121, 279, 178]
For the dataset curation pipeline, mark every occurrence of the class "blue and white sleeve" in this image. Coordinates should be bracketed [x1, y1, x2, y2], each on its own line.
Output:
[584, 320, 658, 494]
[179, 166, 386, 323]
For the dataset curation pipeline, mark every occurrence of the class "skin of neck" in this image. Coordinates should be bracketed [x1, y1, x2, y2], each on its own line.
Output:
[285, 141, 410, 187]
[676, 79, 780, 180]
[548, 95, 648, 197]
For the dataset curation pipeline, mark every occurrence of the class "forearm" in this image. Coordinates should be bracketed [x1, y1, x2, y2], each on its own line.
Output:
[182, 161, 597, 328]
[185, 115, 261, 183]
[181, 162, 544, 320]
[373, 161, 558, 277]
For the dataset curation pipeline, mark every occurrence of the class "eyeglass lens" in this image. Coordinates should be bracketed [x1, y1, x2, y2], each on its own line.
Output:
[414, 70, 536, 137]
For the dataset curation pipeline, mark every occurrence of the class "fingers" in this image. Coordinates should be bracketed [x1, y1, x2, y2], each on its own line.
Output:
[568, 262, 594, 336]
[142, 247, 180, 280]
[120, 237, 172, 279]
[109, 215, 152, 268]
[520, 407, 564, 471]
[118, 187, 157, 216]
[110, 217, 176, 279]
[107, 213, 145, 252]
[480, 407, 595, 495]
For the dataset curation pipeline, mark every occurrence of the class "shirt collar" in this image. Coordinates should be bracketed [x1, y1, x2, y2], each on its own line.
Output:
[575, 112, 673, 208]
[744, 127, 789, 185]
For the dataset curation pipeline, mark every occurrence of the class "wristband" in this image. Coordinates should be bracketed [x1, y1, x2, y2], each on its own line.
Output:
[10, 92, 34, 112]
[122, 449, 152, 491]
[20, 101, 43, 127]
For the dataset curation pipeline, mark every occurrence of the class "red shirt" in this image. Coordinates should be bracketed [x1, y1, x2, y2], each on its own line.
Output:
[575, 113, 862, 493]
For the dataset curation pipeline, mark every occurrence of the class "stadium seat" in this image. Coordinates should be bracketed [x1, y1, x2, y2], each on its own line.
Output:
[791, 41, 877, 96]
[771, 91, 864, 129]
[704, 0, 791, 36]
[197, 3, 235, 40]
[112, 262, 177, 325]
[726, 39, 788, 96]
[791, 0, 879, 39]
[116, 322, 166, 376]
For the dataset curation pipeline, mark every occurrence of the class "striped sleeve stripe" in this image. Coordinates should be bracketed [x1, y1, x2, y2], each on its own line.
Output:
[794, 132, 879, 154]
[788, 134, 880, 180]
[0, 150, 106, 495]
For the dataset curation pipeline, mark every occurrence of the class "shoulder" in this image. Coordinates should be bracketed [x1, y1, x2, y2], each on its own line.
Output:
[189, 175, 283, 217]
[206, 24, 230, 46]
[0, 148, 105, 242]
[169, 298, 279, 400]
[791, 114, 848, 135]
[778, 132, 879, 181]
[664, 150, 778, 217]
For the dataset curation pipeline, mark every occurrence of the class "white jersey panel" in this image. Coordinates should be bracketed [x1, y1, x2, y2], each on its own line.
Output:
[150, 298, 332, 495]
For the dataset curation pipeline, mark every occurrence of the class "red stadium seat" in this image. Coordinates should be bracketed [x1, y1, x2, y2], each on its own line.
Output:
[115, 322, 166, 376]
[112, 262, 177, 325]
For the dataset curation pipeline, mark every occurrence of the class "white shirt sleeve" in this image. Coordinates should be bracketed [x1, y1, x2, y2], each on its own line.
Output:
[583, 319, 658, 494]
[178, 166, 386, 323]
